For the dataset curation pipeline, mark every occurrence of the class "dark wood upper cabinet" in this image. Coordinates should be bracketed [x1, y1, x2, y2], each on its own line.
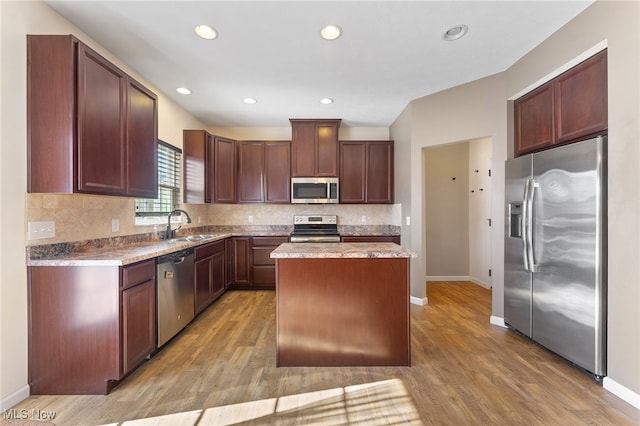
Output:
[290, 119, 341, 177]
[339, 141, 394, 204]
[237, 141, 290, 203]
[213, 136, 237, 203]
[515, 50, 607, 157]
[182, 130, 208, 203]
[183, 130, 236, 204]
[27, 35, 157, 198]
[514, 83, 554, 156]
[554, 50, 607, 144]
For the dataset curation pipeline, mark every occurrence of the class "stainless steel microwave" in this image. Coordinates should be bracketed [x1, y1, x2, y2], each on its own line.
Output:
[291, 177, 339, 204]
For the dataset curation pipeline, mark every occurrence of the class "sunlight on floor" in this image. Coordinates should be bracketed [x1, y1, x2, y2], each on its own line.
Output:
[101, 378, 423, 425]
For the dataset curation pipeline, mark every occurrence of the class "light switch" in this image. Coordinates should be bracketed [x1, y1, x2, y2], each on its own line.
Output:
[112, 219, 119, 232]
[406, 216, 411, 226]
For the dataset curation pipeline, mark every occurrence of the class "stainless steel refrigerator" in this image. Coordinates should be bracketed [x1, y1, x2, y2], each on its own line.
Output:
[504, 136, 606, 378]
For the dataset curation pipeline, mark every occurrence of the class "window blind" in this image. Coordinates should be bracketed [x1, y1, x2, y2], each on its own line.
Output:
[135, 141, 182, 216]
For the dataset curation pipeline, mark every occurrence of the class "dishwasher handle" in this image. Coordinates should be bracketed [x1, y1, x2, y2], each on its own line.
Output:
[157, 248, 194, 264]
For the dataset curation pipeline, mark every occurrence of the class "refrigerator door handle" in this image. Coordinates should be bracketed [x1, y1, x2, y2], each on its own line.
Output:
[527, 180, 539, 273]
[522, 178, 531, 272]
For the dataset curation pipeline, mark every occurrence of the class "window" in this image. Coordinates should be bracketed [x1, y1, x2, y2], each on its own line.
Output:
[135, 140, 182, 225]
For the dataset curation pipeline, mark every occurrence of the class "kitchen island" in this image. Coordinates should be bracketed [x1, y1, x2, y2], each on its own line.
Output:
[271, 242, 415, 367]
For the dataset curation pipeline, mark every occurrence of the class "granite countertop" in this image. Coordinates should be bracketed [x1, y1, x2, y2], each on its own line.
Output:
[27, 230, 291, 267]
[270, 242, 416, 259]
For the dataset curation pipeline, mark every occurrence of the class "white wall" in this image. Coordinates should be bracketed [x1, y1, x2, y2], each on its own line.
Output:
[423, 142, 470, 277]
[468, 137, 492, 287]
[391, 73, 508, 309]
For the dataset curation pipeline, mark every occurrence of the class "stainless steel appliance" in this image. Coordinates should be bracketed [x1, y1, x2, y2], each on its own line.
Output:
[290, 214, 341, 242]
[291, 177, 339, 204]
[504, 136, 607, 378]
[156, 249, 195, 347]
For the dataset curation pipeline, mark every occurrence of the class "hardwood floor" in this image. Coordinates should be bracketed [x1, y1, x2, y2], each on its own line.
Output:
[7, 282, 639, 425]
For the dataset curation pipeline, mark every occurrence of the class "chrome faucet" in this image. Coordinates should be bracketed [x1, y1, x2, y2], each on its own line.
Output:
[165, 209, 192, 239]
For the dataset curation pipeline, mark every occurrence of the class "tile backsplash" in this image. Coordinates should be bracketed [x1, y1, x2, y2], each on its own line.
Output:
[26, 193, 400, 245]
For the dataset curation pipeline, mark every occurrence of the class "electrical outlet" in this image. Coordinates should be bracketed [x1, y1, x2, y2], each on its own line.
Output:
[198, 216, 202, 224]
[28, 221, 55, 240]
[248, 215, 254, 223]
[111, 219, 120, 232]
[361, 215, 367, 223]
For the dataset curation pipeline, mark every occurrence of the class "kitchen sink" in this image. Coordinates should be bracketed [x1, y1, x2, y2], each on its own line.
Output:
[169, 234, 218, 243]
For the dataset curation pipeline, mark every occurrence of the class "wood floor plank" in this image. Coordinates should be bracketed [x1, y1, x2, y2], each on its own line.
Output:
[6, 282, 639, 425]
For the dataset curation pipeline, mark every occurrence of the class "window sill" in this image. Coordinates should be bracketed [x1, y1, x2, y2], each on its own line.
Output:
[135, 216, 184, 227]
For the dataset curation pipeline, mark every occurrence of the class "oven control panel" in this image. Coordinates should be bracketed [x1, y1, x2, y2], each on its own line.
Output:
[293, 215, 337, 225]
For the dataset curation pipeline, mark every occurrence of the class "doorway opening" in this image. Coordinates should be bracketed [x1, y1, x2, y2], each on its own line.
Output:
[423, 137, 493, 288]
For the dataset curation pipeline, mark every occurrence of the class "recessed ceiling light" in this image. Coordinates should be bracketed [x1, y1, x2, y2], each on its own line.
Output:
[243, 97, 257, 104]
[320, 24, 342, 41]
[320, 98, 334, 105]
[195, 24, 217, 40]
[176, 87, 192, 95]
[442, 25, 468, 41]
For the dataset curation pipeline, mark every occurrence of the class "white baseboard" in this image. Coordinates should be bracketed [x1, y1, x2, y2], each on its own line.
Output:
[426, 276, 469, 282]
[470, 277, 491, 289]
[410, 296, 428, 306]
[0, 385, 30, 411]
[490, 316, 507, 328]
[603, 377, 640, 410]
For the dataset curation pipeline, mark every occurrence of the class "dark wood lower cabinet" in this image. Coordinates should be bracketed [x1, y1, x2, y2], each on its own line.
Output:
[28, 259, 156, 395]
[276, 257, 410, 366]
[194, 240, 226, 314]
[122, 279, 156, 374]
[228, 236, 288, 289]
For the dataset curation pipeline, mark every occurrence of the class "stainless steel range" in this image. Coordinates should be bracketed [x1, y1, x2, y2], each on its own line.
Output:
[290, 214, 341, 243]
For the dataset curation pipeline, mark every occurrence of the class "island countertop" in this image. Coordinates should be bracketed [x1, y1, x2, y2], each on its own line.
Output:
[270, 242, 416, 259]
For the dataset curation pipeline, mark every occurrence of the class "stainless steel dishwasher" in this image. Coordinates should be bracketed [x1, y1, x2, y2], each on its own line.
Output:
[156, 248, 194, 347]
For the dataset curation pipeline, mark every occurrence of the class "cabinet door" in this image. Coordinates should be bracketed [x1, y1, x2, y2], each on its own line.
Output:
[225, 238, 233, 289]
[291, 122, 316, 177]
[210, 250, 226, 300]
[237, 142, 265, 203]
[77, 43, 127, 195]
[339, 142, 366, 203]
[554, 50, 607, 144]
[265, 142, 291, 203]
[194, 257, 212, 314]
[122, 279, 156, 374]
[231, 237, 251, 285]
[126, 78, 158, 198]
[213, 136, 237, 203]
[182, 130, 207, 203]
[514, 82, 554, 157]
[366, 141, 394, 204]
[316, 123, 339, 177]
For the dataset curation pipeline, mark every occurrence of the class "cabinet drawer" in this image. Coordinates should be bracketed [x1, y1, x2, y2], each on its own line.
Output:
[122, 259, 155, 290]
[195, 240, 225, 260]
[252, 236, 288, 246]
[253, 247, 276, 266]
[253, 266, 276, 285]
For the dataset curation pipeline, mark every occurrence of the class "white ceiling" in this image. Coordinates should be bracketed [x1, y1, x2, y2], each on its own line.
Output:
[45, 1, 594, 128]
